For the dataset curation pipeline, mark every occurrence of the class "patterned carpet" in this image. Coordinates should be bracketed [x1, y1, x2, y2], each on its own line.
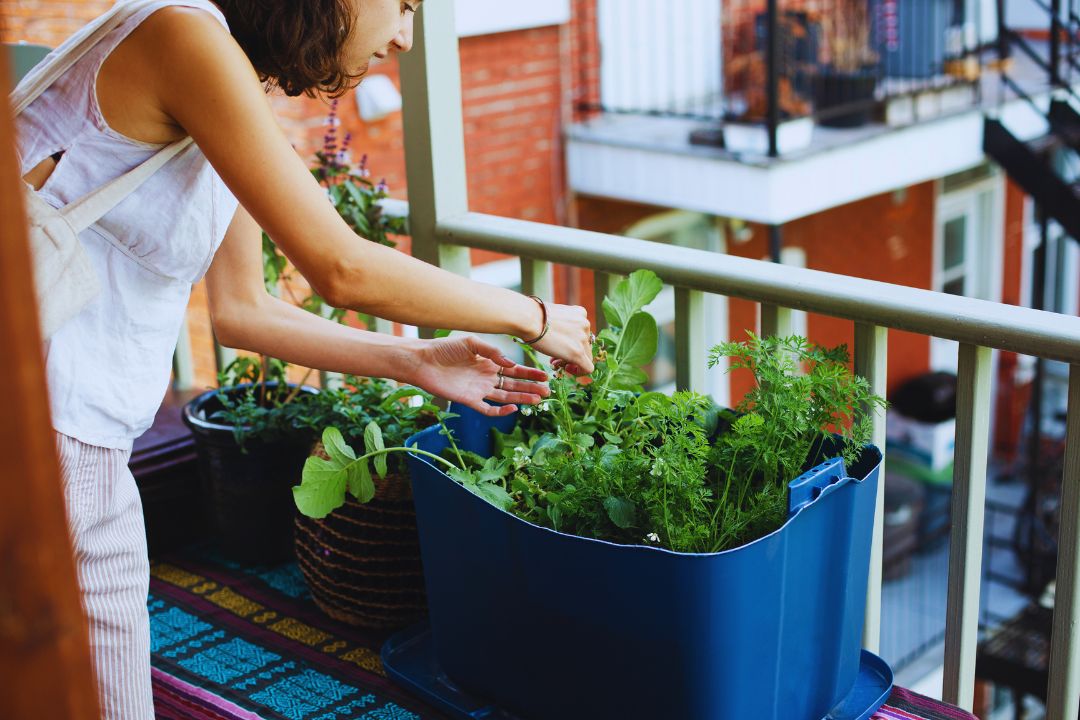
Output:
[148, 548, 975, 720]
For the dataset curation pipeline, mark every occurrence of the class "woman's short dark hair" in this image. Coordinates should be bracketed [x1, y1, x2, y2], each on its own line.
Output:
[216, 0, 361, 97]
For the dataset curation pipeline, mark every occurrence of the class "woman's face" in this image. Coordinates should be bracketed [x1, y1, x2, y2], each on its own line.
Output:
[345, 0, 420, 76]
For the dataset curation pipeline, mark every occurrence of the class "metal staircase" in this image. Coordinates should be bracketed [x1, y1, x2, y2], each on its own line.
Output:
[983, 0, 1080, 241]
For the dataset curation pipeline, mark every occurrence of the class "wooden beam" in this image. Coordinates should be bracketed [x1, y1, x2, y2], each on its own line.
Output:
[0, 49, 101, 720]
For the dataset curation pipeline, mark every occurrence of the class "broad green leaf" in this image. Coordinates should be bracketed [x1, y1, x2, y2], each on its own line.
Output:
[321, 427, 355, 467]
[364, 421, 387, 476]
[603, 496, 636, 529]
[471, 482, 514, 510]
[609, 365, 649, 391]
[602, 270, 663, 327]
[348, 459, 376, 503]
[293, 456, 348, 518]
[448, 467, 477, 486]
[616, 312, 658, 368]
[379, 387, 426, 411]
[573, 433, 595, 449]
[475, 456, 508, 485]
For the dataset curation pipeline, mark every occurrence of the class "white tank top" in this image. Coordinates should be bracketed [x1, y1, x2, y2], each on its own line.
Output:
[14, 0, 240, 449]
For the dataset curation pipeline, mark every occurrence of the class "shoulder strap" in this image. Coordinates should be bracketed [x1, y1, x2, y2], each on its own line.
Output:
[61, 136, 194, 232]
[10, 0, 159, 117]
[11, 1, 199, 231]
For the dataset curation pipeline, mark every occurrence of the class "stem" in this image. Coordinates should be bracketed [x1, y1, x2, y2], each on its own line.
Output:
[259, 354, 269, 407]
[347, 446, 460, 473]
[437, 415, 466, 468]
[283, 367, 316, 405]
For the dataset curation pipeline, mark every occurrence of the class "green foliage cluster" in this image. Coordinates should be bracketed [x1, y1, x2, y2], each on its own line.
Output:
[212, 100, 407, 443]
[213, 372, 436, 458]
[444, 270, 886, 553]
[292, 270, 886, 554]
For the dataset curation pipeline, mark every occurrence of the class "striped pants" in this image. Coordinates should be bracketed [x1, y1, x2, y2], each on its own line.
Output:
[57, 432, 154, 720]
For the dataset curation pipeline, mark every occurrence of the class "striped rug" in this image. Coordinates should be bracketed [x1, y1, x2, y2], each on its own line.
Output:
[148, 548, 975, 720]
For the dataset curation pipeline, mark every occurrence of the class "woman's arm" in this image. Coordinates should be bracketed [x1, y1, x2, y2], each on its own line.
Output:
[206, 206, 550, 416]
[139, 8, 593, 372]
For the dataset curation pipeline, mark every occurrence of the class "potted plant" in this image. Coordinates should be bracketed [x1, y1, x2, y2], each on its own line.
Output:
[293, 271, 891, 718]
[385, 271, 889, 720]
[292, 378, 440, 629]
[183, 100, 405, 564]
[813, 0, 880, 127]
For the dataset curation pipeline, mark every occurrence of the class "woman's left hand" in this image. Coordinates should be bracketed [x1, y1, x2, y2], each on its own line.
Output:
[408, 335, 550, 417]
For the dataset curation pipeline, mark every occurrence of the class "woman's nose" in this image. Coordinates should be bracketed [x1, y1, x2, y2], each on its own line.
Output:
[392, 15, 414, 53]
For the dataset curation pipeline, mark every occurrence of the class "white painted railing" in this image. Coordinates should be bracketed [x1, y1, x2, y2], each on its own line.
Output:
[397, 1, 1080, 714]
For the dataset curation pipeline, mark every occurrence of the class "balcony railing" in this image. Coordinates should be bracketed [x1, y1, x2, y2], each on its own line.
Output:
[166, 1, 1079, 712]
[395, 1, 1080, 715]
[575, 0, 985, 156]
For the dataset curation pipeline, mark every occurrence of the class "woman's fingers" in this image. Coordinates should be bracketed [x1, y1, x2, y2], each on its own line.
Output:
[465, 336, 515, 368]
[503, 364, 549, 386]
[486, 389, 544, 406]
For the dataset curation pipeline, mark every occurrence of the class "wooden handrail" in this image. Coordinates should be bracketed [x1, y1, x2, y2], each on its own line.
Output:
[0, 47, 101, 720]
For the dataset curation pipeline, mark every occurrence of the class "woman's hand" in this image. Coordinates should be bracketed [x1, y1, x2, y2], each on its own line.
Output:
[529, 302, 595, 375]
[408, 335, 551, 417]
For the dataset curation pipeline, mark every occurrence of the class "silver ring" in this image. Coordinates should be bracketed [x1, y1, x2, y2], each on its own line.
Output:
[588, 333, 596, 344]
[496, 374, 505, 391]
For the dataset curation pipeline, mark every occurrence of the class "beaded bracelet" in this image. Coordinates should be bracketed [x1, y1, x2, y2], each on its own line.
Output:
[521, 295, 550, 345]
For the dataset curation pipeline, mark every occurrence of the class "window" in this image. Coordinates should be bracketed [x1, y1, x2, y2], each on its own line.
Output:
[931, 170, 1004, 371]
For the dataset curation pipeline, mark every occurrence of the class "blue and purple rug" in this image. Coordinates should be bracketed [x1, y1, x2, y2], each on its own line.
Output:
[148, 548, 974, 720]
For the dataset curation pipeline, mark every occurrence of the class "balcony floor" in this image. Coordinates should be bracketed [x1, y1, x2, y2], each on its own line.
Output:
[147, 543, 978, 720]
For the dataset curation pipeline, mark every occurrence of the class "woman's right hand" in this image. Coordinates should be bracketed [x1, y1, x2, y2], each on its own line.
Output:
[530, 302, 594, 375]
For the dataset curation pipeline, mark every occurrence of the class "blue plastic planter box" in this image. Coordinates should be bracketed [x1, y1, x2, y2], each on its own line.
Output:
[403, 408, 885, 720]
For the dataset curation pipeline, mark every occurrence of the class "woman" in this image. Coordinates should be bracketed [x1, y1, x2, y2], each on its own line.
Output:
[14, 0, 594, 716]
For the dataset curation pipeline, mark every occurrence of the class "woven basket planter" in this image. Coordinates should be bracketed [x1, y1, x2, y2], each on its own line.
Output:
[294, 443, 427, 630]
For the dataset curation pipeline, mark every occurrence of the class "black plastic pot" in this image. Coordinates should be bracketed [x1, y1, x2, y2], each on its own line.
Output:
[812, 70, 879, 128]
[182, 383, 317, 564]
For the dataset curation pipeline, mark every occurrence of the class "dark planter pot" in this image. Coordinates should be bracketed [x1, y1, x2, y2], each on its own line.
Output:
[813, 71, 879, 128]
[182, 383, 317, 565]
[394, 407, 890, 720]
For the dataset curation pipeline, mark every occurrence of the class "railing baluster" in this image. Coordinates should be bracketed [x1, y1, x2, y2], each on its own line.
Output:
[521, 258, 554, 300]
[522, 258, 555, 367]
[942, 343, 993, 710]
[213, 335, 236, 379]
[399, 0, 468, 333]
[319, 304, 343, 390]
[1046, 364, 1080, 720]
[760, 303, 793, 338]
[854, 323, 888, 653]
[172, 318, 195, 391]
[675, 288, 706, 393]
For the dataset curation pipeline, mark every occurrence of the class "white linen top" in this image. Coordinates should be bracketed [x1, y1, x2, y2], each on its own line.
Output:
[15, 0, 239, 449]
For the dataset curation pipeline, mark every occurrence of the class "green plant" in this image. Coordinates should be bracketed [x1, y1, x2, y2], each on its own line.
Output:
[214, 373, 435, 453]
[294, 271, 886, 553]
[263, 99, 406, 324]
[213, 101, 408, 441]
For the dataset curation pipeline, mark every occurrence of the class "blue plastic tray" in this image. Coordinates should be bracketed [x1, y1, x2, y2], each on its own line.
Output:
[382, 622, 894, 720]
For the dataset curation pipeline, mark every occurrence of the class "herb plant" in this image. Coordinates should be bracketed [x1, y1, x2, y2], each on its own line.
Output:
[293, 270, 886, 554]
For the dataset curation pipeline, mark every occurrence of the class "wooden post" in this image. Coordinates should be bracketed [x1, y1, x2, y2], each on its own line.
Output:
[0, 51, 101, 719]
